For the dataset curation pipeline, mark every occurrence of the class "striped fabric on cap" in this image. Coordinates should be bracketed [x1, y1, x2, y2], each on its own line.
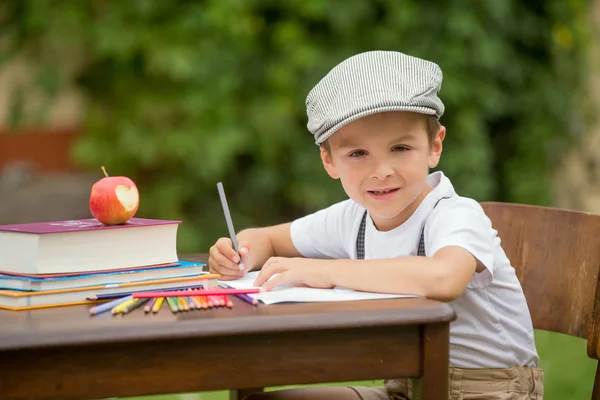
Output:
[306, 50, 445, 145]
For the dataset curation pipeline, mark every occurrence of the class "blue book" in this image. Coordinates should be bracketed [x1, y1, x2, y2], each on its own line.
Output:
[0, 260, 206, 292]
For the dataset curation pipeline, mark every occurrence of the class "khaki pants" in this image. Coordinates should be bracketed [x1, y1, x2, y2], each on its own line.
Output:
[349, 366, 544, 400]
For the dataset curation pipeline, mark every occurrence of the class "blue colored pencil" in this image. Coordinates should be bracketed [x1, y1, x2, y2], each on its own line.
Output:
[186, 297, 196, 310]
[89, 295, 133, 315]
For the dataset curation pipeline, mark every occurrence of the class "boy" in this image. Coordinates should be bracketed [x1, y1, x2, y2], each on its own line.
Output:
[209, 51, 543, 399]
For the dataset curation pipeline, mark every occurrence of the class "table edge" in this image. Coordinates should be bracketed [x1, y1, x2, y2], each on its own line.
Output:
[0, 303, 456, 351]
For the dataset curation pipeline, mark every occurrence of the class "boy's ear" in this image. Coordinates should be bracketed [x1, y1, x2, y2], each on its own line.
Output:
[428, 125, 446, 169]
[320, 146, 340, 179]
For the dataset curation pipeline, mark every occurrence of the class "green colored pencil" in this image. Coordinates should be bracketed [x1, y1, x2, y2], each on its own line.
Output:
[166, 297, 178, 313]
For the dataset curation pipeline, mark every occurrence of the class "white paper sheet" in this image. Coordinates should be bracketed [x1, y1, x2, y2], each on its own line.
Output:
[219, 271, 417, 305]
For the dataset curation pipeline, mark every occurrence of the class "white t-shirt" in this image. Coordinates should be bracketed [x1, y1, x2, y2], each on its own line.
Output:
[290, 171, 539, 369]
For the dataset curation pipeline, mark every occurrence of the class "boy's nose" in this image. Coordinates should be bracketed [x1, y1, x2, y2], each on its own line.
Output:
[371, 161, 395, 180]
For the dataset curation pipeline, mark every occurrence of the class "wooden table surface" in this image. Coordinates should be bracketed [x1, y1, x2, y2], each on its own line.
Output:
[0, 255, 456, 400]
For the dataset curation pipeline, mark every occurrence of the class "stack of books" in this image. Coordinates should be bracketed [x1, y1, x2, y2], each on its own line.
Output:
[0, 218, 214, 311]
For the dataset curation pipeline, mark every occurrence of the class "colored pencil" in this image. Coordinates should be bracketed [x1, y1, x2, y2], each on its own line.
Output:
[190, 296, 203, 309]
[166, 297, 178, 313]
[89, 295, 132, 315]
[112, 298, 136, 314]
[123, 298, 149, 314]
[177, 296, 189, 311]
[196, 296, 208, 309]
[224, 295, 233, 308]
[87, 284, 207, 301]
[152, 297, 165, 313]
[144, 298, 156, 313]
[208, 295, 219, 307]
[132, 288, 261, 299]
[220, 283, 258, 305]
[186, 297, 196, 310]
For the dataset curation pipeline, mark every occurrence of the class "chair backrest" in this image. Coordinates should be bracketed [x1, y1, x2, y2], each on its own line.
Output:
[480, 202, 600, 359]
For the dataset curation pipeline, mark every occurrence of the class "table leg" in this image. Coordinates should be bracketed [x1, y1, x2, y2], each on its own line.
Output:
[229, 387, 264, 400]
[414, 323, 450, 400]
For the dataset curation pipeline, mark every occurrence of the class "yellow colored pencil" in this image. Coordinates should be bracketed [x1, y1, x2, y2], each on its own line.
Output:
[178, 297, 189, 311]
[122, 298, 149, 314]
[112, 298, 136, 315]
[152, 297, 165, 313]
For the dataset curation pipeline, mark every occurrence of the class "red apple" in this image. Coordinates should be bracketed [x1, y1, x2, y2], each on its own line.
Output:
[89, 166, 139, 225]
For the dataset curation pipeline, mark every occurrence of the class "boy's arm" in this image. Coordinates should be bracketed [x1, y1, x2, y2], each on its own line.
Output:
[255, 245, 481, 302]
[237, 223, 302, 271]
[326, 246, 481, 301]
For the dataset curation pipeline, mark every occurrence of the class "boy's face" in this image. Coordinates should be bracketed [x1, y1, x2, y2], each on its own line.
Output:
[320, 111, 445, 231]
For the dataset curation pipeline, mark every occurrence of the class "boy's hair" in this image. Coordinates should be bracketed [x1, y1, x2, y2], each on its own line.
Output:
[320, 114, 441, 154]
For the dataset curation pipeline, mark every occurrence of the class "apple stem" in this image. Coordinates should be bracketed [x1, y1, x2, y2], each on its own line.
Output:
[101, 166, 109, 178]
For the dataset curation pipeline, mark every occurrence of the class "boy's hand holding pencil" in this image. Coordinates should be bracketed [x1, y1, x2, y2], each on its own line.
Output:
[209, 237, 252, 280]
[209, 181, 268, 281]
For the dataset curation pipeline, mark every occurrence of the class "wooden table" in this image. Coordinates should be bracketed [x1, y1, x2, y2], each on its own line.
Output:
[0, 256, 456, 400]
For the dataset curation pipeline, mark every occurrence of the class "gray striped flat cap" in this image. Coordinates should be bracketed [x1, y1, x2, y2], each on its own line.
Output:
[306, 50, 445, 145]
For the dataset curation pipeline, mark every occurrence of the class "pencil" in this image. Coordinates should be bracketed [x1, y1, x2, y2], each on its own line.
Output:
[215, 295, 225, 307]
[224, 295, 233, 308]
[196, 296, 208, 309]
[190, 296, 203, 309]
[86, 283, 214, 301]
[220, 283, 258, 306]
[132, 287, 261, 299]
[112, 298, 136, 314]
[89, 295, 133, 315]
[178, 296, 189, 311]
[186, 297, 196, 310]
[216, 182, 241, 264]
[123, 298, 149, 314]
[152, 297, 165, 313]
[144, 298, 156, 313]
[166, 297, 178, 313]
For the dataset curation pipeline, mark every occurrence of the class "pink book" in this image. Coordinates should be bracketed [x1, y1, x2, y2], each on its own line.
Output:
[0, 218, 180, 234]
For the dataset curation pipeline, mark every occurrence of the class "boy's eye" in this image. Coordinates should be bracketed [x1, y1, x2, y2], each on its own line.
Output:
[349, 150, 367, 157]
[392, 145, 409, 152]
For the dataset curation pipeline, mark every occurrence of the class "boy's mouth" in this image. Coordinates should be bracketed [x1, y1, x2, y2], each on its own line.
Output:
[368, 188, 399, 195]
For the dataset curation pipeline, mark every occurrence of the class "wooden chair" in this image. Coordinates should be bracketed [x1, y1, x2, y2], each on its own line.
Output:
[480, 202, 600, 398]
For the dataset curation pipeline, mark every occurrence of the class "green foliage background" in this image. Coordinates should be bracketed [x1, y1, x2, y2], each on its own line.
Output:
[2, 0, 591, 254]
[2, 1, 597, 399]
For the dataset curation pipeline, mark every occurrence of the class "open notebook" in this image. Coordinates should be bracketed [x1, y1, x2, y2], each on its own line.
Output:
[220, 271, 417, 304]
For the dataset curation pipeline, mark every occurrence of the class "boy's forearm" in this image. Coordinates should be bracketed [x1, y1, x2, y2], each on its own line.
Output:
[237, 223, 300, 271]
[325, 253, 474, 302]
[236, 228, 275, 269]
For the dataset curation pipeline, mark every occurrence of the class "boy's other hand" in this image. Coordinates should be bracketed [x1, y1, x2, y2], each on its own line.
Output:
[208, 237, 250, 280]
[254, 257, 334, 291]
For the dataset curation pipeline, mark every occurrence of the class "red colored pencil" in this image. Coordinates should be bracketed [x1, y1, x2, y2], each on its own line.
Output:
[224, 295, 233, 308]
[132, 288, 261, 299]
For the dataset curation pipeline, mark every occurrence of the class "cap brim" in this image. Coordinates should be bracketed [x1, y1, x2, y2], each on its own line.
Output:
[314, 105, 437, 145]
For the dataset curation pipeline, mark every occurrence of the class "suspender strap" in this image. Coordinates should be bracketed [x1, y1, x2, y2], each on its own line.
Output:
[355, 197, 451, 260]
[356, 212, 368, 260]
